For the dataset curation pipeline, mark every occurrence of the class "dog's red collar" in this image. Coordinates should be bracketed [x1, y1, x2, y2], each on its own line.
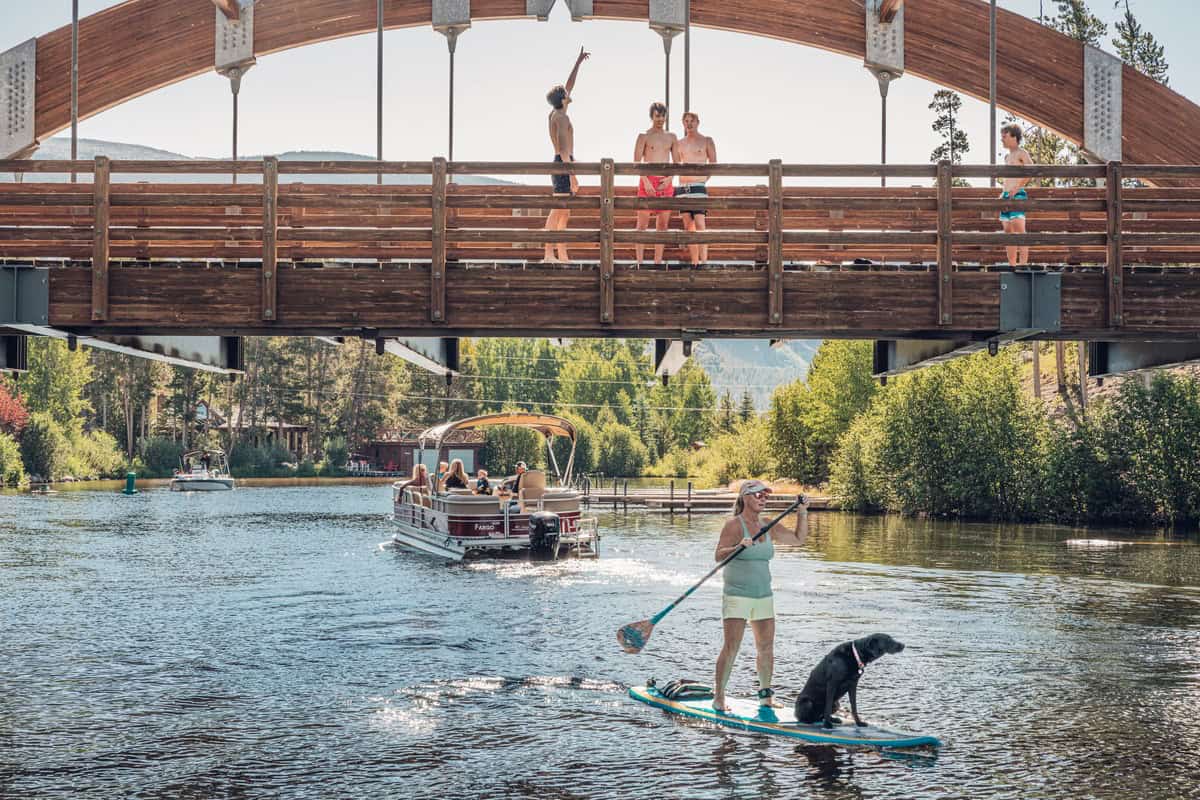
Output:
[851, 642, 866, 676]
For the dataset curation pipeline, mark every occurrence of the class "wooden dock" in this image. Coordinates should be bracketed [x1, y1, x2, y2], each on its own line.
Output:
[581, 484, 833, 514]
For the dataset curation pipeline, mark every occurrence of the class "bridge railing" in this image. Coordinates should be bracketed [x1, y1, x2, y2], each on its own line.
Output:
[1, 158, 1199, 329]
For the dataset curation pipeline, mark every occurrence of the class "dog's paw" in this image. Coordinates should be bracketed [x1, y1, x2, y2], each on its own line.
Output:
[854, 718, 868, 728]
[828, 715, 843, 725]
[822, 720, 834, 730]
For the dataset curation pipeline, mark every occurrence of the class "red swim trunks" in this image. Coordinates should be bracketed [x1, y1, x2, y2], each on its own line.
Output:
[637, 175, 673, 214]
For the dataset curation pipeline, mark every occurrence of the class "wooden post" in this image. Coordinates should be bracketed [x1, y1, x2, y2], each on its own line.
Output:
[936, 160, 953, 326]
[261, 156, 278, 321]
[431, 157, 448, 323]
[768, 159, 784, 325]
[1032, 343, 1042, 400]
[1056, 341, 1066, 393]
[687, 480, 693, 517]
[91, 156, 110, 321]
[1106, 161, 1123, 328]
[1078, 341, 1088, 410]
[599, 158, 615, 324]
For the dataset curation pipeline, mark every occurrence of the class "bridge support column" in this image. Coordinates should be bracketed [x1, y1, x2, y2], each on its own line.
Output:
[1, 336, 28, 374]
[0, 39, 37, 160]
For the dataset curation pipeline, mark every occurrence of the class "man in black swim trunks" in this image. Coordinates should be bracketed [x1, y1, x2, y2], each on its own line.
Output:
[672, 111, 717, 265]
[543, 47, 591, 263]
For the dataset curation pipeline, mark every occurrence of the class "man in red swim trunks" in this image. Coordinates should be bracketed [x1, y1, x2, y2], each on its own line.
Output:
[633, 102, 678, 264]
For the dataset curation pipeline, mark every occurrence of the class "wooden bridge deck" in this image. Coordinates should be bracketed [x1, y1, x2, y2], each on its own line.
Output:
[3, 159, 1199, 339]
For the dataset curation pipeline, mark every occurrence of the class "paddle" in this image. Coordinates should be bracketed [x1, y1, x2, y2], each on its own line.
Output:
[617, 495, 805, 654]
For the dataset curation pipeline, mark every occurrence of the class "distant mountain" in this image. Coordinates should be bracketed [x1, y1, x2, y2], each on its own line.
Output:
[694, 339, 820, 411]
[6, 138, 513, 185]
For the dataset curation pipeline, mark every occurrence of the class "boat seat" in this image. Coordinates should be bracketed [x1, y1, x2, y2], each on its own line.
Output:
[445, 494, 505, 517]
[519, 470, 548, 512]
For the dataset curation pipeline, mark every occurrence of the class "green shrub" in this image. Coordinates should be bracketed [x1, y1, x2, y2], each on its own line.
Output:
[595, 422, 649, 477]
[296, 457, 318, 478]
[65, 430, 126, 480]
[228, 443, 294, 477]
[646, 447, 694, 479]
[829, 408, 889, 512]
[323, 436, 349, 475]
[693, 417, 776, 488]
[0, 431, 27, 487]
[1099, 373, 1200, 526]
[140, 436, 185, 478]
[481, 425, 543, 475]
[20, 413, 69, 481]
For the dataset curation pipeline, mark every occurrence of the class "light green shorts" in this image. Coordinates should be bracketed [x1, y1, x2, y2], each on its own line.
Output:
[721, 593, 775, 621]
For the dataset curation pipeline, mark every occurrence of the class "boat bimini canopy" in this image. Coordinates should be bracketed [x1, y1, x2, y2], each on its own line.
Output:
[417, 413, 578, 486]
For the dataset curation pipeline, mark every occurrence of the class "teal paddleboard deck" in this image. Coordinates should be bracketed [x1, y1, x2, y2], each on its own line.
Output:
[629, 686, 940, 749]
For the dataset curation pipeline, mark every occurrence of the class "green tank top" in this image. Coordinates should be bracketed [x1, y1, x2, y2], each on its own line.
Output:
[722, 516, 774, 599]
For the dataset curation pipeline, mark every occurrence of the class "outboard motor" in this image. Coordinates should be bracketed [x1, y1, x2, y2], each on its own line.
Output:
[528, 511, 561, 559]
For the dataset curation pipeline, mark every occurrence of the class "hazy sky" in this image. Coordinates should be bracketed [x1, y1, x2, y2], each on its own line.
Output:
[4, 1, 1197, 173]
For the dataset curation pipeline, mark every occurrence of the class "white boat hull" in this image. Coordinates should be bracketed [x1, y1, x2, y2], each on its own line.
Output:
[390, 516, 469, 560]
[170, 478, 236, 492]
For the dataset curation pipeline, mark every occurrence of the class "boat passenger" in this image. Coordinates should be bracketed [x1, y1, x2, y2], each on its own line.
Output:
[398, 463, 430, 496]
[474, 469, 493, 495]
[712, 480, 808, 714]
[444, 459, 469, 490]
[501, 461, 528, 494]
[435, 461, 450, 493]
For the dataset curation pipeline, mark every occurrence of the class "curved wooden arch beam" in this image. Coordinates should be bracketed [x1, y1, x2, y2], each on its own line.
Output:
[26, 0, 1200, 166]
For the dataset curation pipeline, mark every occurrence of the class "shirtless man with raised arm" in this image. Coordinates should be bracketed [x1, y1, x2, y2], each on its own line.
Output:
[543, 47, 591, 264]
[999, 123, 1035, 266]
[672, 111, 718, 265]
[633, 103, 678, 264]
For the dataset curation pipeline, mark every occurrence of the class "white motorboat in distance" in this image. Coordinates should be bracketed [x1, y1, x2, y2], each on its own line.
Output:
[391, 413, 599, 561]
[170, 449, 236, 492]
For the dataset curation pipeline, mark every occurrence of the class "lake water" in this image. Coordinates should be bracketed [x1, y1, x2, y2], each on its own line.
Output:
[2, 486, 1199, 799]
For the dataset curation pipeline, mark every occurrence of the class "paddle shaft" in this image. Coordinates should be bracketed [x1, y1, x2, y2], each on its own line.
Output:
[648, 498, 803, 625]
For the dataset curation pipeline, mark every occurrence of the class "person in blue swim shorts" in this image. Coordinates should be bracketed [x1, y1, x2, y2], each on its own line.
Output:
[1000, 124, 1035, 266]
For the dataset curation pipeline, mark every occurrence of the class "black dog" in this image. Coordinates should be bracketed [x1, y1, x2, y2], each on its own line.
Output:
[793, 633, 905, 729]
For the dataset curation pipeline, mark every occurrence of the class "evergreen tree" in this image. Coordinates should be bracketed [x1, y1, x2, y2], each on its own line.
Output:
[1112, 1, 1169, 86]
[1051, 0, 1107, 46]
[738, 390, 756, 423]
[929, 90, 970, 183]
[718, 390, 736, 433]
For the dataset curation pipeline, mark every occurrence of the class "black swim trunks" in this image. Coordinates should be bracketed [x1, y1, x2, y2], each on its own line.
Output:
[674, 182, 708, 219]
[552, 154, 575, 196]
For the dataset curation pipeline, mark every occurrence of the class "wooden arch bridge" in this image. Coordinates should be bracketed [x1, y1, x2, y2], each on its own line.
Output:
[2, 0, 1200, 379]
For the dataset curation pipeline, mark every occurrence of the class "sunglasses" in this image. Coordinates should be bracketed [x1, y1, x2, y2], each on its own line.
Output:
[748, 491, 768, 499]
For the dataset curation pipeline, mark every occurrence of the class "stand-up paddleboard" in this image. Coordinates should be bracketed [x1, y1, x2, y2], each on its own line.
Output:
[629, 685, 941, 749]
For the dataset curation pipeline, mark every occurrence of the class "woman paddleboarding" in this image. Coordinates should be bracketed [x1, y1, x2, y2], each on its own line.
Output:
[713, 480, 808, 713]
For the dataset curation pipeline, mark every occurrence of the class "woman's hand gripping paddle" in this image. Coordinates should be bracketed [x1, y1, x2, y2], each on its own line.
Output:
[616, 496, 805, 654]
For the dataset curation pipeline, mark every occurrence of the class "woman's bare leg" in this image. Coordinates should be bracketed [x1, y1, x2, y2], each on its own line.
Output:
[714, 617, 747, 711]
[750, 617, 779, 706]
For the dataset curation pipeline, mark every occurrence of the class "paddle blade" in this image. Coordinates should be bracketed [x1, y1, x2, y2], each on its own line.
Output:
[617, 620, 655, 654]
